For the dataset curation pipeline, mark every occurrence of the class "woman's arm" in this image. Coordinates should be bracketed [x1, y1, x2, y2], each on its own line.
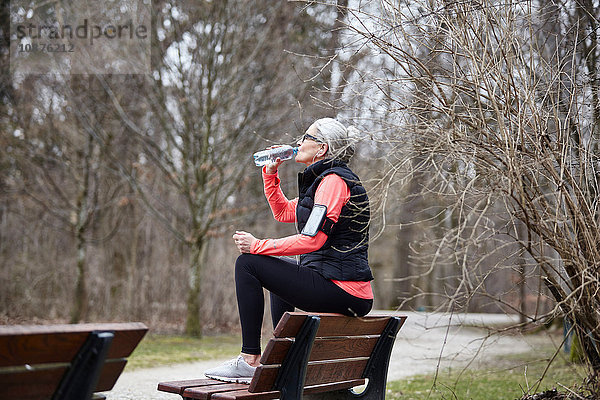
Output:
[249, 174, 350, 256]
[251, 231, 328, 255]
[263, 167, 298, 223]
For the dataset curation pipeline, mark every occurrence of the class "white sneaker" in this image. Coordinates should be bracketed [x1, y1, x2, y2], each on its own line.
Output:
[204, 355, 257, 384]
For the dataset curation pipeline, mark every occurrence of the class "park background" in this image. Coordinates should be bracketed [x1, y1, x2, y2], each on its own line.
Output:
[1, 0, 599, 397]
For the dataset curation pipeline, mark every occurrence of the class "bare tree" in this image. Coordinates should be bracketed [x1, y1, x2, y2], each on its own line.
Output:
[4, 74, 137, 322]
[1, 1, 342, 330]
[101, 1, 322, 336]
[344, 0, 600, 388]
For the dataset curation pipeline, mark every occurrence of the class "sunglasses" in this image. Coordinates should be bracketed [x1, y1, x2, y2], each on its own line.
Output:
[302, 133, 323, 143]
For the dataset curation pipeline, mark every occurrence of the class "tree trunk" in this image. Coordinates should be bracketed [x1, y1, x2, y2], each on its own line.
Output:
[70, 233, 88, 323]
[70, 129, 93, 324]
[517, 222, 527, 325]
[186, 239, 207, 337]
[394, 224, 413, 308]
[127, 205, 139, 317]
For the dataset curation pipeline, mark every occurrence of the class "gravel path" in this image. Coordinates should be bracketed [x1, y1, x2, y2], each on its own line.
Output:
[104, 312, 555, 399]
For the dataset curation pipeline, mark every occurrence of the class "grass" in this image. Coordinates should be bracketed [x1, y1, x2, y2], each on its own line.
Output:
[125, 333, 591, 399]
[386, 345, 590, 399]
[125, 333, 241, 370]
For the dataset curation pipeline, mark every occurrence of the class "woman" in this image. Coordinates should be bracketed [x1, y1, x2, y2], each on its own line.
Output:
[204, 118, 374, 383]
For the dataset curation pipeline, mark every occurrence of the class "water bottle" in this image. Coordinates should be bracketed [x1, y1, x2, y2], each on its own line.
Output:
[253, 145, 298, 167]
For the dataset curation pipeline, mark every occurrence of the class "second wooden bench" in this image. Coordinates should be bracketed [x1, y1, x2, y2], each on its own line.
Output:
[0, 322, 148, 400]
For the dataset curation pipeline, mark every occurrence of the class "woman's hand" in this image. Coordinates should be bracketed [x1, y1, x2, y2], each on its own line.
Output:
[264, 146, 285, 174]
[233, 231, 257, 253]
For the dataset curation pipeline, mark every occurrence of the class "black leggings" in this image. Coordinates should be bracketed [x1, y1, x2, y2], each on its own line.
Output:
[235, 253, 373, 355]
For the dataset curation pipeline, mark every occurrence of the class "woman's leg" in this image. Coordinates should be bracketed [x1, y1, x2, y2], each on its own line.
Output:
[270, 293, 294, 330]
[234, 253, 372, 356]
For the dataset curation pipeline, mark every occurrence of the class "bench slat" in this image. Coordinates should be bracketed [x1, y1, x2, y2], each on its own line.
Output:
[260, 336, 379, 365]
[0, 322, 148, 367]
[210, 379, 366, 400]
[0, 366, 64, 400]
[273, 313, 391, 338]
[158, 378, 225, 395]
[0, 322, 147, 335]
[0, 359, 127, 399]
[210, 388, 281, 400]
[303, 379, 367, 395]
[183, 383, 249, 400]
[96, 359, 128, 392]
[304, 358, 369, 387]
[250, 357, 369, 392]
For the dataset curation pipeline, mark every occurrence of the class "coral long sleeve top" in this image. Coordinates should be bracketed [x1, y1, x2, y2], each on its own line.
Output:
[250, 168, 373, 300]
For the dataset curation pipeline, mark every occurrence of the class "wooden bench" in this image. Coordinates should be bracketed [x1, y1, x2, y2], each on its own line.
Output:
[158, 312, 406, 400]
[0, 322, 148, 400]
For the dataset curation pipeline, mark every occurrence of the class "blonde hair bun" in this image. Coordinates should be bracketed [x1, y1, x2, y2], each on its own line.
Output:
[314, 118, 359, 163]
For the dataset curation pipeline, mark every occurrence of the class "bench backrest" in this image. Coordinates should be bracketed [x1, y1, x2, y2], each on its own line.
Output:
[0, 322, 148, 400]
[249, 312, 406, 394]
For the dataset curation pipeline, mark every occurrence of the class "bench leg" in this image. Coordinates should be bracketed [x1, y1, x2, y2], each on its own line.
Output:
[52, 331, 115, 400]
[304, 317, 403, 400]
[274, 316, 321, 400]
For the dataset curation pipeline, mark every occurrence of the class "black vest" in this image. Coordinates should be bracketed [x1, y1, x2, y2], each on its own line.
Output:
[296, 159, 373, 281]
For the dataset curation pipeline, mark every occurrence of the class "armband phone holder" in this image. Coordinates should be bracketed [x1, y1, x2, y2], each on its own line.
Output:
[301, 204, 327, 237]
